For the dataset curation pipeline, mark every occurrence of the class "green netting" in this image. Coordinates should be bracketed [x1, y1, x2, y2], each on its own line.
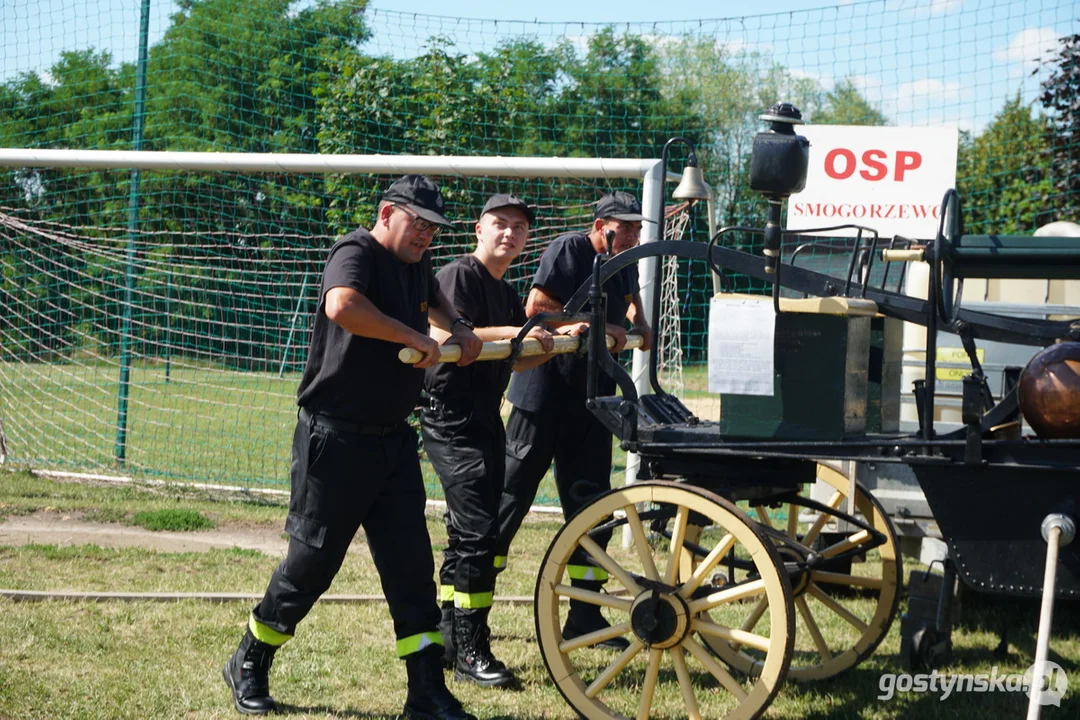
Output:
[1, 0, 1078, 491]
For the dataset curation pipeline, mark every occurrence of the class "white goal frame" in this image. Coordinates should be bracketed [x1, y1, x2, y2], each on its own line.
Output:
[0, 147, 717, 495]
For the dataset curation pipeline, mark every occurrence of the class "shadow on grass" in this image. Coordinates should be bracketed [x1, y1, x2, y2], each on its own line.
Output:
[279, 706, 555, 720]
[935, 589, 1080, 670]
[775, 662, 1080, 719]
[276, 705, 389, 718]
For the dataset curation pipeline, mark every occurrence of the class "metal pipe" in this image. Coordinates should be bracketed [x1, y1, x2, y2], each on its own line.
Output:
[623, 159, 664, 548]
[0, 149, 666, 179]
[707, 190, 720, 296]
[649, 137, 697, 396]
[115, 0, 151, 463]
[1026, 514, 1075, 720]
[164, 267, 172, 383]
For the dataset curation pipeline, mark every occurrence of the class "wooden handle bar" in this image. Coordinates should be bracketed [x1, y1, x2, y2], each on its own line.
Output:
[881, 248, 925, 263]
[398, 332, 645, 365]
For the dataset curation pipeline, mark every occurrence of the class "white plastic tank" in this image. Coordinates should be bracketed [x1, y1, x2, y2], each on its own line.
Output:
[899, 221, 1080, 431]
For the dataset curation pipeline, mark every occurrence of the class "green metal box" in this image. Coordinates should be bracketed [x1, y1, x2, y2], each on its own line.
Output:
[719, 311, 871, 440]
[867, 316, 903, 433]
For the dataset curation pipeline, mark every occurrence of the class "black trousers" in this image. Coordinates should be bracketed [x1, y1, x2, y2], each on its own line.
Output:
[494, 400, 615, 570]
[254, 412, 440, 644]
[421, 398, 503, 606]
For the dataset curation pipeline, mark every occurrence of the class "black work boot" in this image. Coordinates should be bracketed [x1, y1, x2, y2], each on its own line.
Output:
[438, 603, 455, 670]
[453, 608, 516, 688]
[222, 629, 278, 715]
[561, 579, 630, 651]
[403, 645, 478, 720]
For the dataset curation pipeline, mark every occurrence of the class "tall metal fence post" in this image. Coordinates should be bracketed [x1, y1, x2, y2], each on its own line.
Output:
[623, 159, 665, 547]
[115, 0, 151, 463]
[164, 266, 172, 383]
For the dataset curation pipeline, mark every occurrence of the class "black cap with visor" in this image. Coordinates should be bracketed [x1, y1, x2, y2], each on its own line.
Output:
[381, 174, 453, 227]
[593, 190, 655, 223]
[481, 193, 535, 225]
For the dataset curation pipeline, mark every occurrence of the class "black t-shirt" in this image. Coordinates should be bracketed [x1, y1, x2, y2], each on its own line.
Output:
[424, 255, 527, 407]
[506, 232, 639, 413]
[296, 228, 441, 424]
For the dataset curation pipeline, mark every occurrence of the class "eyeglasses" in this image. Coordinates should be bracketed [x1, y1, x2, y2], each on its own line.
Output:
[392, 204, 445, 237]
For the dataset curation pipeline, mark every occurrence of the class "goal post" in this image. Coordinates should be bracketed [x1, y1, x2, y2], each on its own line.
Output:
[0, 148, 710, 494]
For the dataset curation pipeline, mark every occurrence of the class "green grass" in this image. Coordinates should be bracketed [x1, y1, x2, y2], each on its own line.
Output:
[0, 360, 567, 505]
[80, 507, 130, 524]
[1, 471, 1078, 719]
[0, 360, 298, 485]
[129, 508, 215, 532]
[0, 471, 556, 599]
[0, 470, 288, 529]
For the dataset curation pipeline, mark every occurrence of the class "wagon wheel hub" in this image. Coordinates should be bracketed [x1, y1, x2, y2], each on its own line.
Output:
[630, 588, 691, 649]
[775, 544, 812, 596]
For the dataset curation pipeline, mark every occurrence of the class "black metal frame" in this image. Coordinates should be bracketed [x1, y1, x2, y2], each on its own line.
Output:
[515, 187, 1080, 601]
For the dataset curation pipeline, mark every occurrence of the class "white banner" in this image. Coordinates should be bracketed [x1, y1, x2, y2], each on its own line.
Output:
[786, 125, 958, 240]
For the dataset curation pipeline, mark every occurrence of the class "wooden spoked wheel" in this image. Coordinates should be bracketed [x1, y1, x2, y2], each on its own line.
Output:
[705, 464, 902, 681]
[535, 481, 794, 720]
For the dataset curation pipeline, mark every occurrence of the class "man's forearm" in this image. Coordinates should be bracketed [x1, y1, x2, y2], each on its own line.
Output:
[428, 304, 458, 332]
[329, 291, 420, 344]
[526, 292, 581, 327]
[628, 294, 649, 328]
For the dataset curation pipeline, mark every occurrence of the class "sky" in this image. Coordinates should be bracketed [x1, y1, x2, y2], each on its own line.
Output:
[2, 0, 1078, 134]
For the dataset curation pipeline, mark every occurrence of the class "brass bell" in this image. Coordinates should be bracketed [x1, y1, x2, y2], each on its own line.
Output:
[672, 163, 710, 203]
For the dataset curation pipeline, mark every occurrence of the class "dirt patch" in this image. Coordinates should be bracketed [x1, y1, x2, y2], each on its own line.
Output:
[0, 511, 289, 556]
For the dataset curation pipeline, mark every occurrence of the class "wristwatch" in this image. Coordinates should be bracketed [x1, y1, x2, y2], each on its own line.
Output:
[451, 316, 474, 332]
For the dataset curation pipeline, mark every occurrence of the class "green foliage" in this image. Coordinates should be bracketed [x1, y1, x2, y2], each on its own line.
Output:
[129, 508, 215, 531]
[1037, 33, 1080, 220]
[657, 35, 824, 230]
[957, 95, 1054, 234]
[811, 78, 888, 126]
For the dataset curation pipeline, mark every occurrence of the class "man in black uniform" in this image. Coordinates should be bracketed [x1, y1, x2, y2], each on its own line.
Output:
[422, 194, 555, 689]
[222, 175, 483, 720]
[494, 191, 653, 650]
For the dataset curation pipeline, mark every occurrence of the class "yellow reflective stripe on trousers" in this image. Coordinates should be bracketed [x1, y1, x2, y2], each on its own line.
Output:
[454, 591, 493, 609]
[493, 555, 507, 570]
[396, 631, 444, 657]
[440, 584, 455, 603]
[249, 615, 292, 647]
[567, 565, 609, 582]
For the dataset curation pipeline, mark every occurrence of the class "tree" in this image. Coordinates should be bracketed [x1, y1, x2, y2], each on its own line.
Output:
[657, 36, 821, 230]
[1037, 33, 1080, 220]
[0, 50, 135, 356]
[957, 95, 1054, 234]
[0, 50, 133, 223]
[811, 78, 887, 126]
[139, 0, 371, 239]
[316, 29, 708, 233]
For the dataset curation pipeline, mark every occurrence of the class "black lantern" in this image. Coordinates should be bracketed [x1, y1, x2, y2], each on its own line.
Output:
[750, 102, 810, 274]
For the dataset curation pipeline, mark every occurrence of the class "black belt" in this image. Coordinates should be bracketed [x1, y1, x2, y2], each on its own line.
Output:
[424, 394, 498, 415]
[299, 408, 400, 437]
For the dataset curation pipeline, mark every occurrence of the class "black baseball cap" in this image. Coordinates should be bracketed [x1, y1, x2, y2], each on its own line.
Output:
[381, 174, 453, 227]
[594, 190, 655, 223]
[481, 193, 535, 225]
